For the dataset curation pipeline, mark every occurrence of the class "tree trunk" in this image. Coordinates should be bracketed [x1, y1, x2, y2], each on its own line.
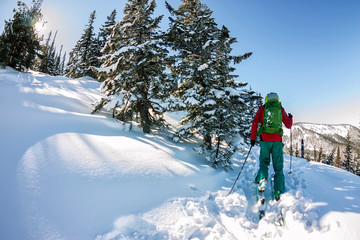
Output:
[204, 134, 212, 150]
[139, 99, 150, 133]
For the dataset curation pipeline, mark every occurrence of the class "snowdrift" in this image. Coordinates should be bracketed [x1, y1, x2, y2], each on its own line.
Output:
[0, 67, 359, 240]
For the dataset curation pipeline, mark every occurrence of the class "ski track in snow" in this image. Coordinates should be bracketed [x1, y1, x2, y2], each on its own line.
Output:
[1, 68, 360, 240]
[96, 149, 360, 240]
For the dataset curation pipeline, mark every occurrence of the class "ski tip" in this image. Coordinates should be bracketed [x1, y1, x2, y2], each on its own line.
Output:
[258, 210, 265, 221]
[274, 218, 285, 226]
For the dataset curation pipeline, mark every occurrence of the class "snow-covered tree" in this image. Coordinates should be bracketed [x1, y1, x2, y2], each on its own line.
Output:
[38, 31, 57, 74]
[325, 147, 336, 166]
[343, 132, 355, 173]
[166, 0, 252, 169]
[0, 0, 43, 71]
[94, 0, 171, 133]
[98, 9, 117, 50]
[313, 147, 317, 162]
[66, 10, 100, 78]
[243, 91, 262, 144]
[335, 146, 341, 167]
[36, 31, 52, 73]
[318, 146, 323, 162]
[35, 30, 66, 75]
[60, 51, 67, 75]
[295, 143, 299, 157]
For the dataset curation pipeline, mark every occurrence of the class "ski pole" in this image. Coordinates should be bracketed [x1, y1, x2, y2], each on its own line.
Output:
[288, 128, 293, 175]
[227, 146, 253, 196]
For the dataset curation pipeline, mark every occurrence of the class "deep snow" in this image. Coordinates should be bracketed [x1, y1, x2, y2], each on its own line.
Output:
[0, 67, 359, 240]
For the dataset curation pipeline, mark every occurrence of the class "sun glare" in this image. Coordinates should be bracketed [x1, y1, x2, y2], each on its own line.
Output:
[34, 21, 46, 33]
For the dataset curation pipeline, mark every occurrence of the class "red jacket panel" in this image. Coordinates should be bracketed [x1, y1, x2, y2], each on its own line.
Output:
[250, 105, 293, 142]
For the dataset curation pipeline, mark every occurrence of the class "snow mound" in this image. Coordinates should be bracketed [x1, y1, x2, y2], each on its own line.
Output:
[1, 68, 360, 240]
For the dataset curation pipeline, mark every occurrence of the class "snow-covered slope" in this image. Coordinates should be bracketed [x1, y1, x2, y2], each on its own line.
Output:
[1, 67, 360, 240]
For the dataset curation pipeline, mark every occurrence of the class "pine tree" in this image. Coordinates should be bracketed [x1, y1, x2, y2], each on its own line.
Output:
[353, 154, 359, 176]
[356, 145, 360, 176]
[313, 147, 317, 162]
[98, 9, 117, 49]
[166, 0, 252, 168]
[37, 31, 53, 73]
[243, 91, 261, 144]
[60, 52, 67, 75]
[305, 151, 310, 162]
[318, 146, 323, 162]
[342, 132, 355, 173]
[295, 143, 299, 157]
[46, 31, 58, 74]
[335, 146, 341, 168]
[325, 147, 336, 166]
[66, 10, 99, 78]
[0, 0, 43, 70]
[97, 10, 117, 67]
[95, 0, 170, 133]
[53, 45, 63, 75]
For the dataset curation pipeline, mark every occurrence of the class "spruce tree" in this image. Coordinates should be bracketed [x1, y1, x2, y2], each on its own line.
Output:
[46, 31, 58, 74]
[305, 151, 310, 162]
[343, 132, 354, 173]
[66, 10, 99, 78]
[325, 147, 336, 166]
[335, 146, 341, 168]
[0, 0, 43, 70]
[37, 31, 53, 74]
[166, 0, 252, 168]
[243, 92, 262, 144]
[98, 9, 117, 50]
[60, 52, 67, 75]
[356, 145, 360, 175]
[53, 45, 63, 75]
[295, 143, 299, 157]
[95, 0, 170, 133]
[318, 146, 323, 162]
[97, 10, 117, 67]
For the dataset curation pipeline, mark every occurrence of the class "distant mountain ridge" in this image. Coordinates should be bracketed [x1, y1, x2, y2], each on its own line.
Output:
[282, 122, 360, 159]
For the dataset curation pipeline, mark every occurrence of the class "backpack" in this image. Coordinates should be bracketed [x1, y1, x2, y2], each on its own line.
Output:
[258, 99, 283, 136]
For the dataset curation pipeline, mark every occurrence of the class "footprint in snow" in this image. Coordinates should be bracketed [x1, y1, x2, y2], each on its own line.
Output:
[189, 184, 199, 191]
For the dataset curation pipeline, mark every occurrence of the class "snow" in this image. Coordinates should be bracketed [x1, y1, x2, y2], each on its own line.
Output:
[1, 67, 360, 240]
[202, 99, 216, 106]
[211, 89, 225, 98]
[184, 96, 200, 105]
[202, 40, 219, 49]
[224, 87, 240, 97]
[198, 63, 209, 71]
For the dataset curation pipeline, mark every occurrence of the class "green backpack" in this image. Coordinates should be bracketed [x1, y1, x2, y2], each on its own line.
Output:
[258, 99, 283, 136]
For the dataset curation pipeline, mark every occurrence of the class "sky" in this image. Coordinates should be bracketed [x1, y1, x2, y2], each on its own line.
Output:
[1, 0, 360, 127]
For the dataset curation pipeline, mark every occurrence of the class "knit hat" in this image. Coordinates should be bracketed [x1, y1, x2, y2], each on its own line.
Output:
[265, 92, 279, 103]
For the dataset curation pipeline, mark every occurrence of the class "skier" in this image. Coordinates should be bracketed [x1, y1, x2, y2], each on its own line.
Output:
[251, 92, 293, 201]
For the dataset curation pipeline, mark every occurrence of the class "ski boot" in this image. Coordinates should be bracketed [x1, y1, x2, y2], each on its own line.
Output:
[258, 178, 267, 192]
[257, 178, 267, 220]
[275, 190, 282, 201]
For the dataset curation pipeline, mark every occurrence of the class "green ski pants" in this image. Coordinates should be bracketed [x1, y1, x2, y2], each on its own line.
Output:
[255, 141, 285, 193]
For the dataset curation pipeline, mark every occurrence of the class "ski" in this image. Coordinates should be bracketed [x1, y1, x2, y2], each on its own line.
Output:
[257, 190, 266, 220]
[270, 173, 285, 226]
[273, 209, 285, 226]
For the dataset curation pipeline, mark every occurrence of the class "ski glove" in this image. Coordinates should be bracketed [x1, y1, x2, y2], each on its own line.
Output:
[288, 113, 293, 118]
[251, 140, 256, 146]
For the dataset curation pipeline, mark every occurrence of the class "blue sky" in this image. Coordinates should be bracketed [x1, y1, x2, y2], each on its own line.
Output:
[1, 0, 359, 126]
